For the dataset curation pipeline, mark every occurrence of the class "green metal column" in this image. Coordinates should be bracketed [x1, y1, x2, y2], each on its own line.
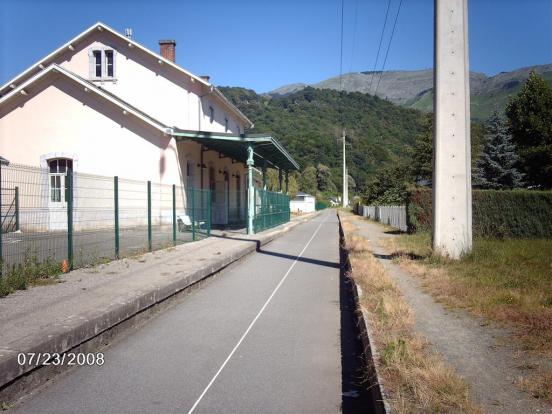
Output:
[14, 186, 19, 231]
[207, 190, 211, 237]
[247, 145, 255, 235]
[285, 171, 289, 194]
[191, 188, 196, 241]
[67, 172, 74, 270]
[147, 181, 152, 252]
[262, 159, 267, 190]
[172, 184, 176, 245]
[114, 176, 119, 258]
[278, 169, 283, 192]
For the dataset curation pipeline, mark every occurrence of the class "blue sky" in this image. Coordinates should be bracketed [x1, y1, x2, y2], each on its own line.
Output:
[1, 0, 551, 93]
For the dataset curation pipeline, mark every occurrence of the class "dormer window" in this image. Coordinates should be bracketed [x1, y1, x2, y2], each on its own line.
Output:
[89, 48, 116, 81]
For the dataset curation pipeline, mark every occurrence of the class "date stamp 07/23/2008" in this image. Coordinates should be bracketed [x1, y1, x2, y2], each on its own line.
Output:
[17, 352, 105, 367]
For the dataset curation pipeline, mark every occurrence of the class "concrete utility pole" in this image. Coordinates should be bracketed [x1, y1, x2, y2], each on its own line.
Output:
[433, 0, 472, 259]
[342, 128, 348, 207]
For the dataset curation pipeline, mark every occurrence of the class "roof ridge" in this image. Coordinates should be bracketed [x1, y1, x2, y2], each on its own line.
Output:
[0, 22, 252, 128]
[0, 63, 170, 133]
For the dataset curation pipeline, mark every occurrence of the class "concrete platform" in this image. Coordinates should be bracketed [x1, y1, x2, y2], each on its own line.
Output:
[0, 213, 318, 402]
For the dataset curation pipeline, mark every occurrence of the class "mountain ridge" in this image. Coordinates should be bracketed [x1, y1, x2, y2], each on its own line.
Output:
[265, 63, 552, 120]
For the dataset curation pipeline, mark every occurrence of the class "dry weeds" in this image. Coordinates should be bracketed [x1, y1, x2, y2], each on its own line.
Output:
[382, 233, 552, 404]
[340, 214, 481, 413]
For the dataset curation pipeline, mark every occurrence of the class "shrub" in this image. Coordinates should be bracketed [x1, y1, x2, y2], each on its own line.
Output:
[406, 188, 552, 238]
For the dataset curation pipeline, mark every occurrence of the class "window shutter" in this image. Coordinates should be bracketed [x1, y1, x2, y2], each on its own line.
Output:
[88, 49, 94, 80]
[112, 49, 117, 79]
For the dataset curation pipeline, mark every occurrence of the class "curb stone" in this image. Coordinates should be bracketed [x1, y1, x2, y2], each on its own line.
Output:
[338, 212, 392, 414]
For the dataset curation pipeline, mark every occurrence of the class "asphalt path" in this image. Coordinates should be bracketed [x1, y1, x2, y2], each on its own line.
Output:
[12, 210, 372, 414]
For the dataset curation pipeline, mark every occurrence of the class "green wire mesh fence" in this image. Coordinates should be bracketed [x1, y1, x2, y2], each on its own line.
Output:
[253, 188, 290, 233]
[0, 162, 211, 277]
[315, 201, 328, 211]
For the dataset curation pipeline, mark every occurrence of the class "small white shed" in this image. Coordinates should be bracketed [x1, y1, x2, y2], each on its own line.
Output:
[290, 192, 316, 213]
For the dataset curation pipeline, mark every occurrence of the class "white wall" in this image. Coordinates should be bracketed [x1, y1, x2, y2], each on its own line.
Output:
[55, 31, 245, 134]
[290, 196, 315, 213]
[0, 74, 181, 184]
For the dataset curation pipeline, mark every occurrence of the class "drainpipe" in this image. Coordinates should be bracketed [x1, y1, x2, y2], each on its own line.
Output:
[247, 145, 254, 235]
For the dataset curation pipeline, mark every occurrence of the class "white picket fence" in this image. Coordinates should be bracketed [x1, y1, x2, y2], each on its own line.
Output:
[355, 204, 407, 232]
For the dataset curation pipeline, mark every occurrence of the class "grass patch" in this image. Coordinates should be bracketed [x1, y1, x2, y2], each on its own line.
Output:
[384, 232, 552, 402]
[341, 213, 480, 413]
[387, 233, 552, 353]
[0, 257, 63, 298]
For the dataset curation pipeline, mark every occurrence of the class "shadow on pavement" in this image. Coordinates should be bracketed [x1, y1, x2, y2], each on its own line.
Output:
[209, 233, 341, 269]
[258, 249, 340, 269]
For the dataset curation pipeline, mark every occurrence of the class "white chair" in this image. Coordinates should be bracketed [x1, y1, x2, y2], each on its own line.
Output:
[176, 212, 206, 232]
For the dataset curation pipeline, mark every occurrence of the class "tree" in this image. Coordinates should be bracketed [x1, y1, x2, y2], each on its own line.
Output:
[410, 113, 484, 186]
[473, 111, 524, 189]
[316, 163, 337, 193]
[219, 86, 426, 195]
[265, 169, 280, 191]
[287, 172, 299, 198]
[363, 163, 412, 205]
[505, 71, 552, 188]
[300, 165, 317, 195]
[411, 113, 433, 183]
[265, 169, 299, 197]
[347, 174, 356, 191]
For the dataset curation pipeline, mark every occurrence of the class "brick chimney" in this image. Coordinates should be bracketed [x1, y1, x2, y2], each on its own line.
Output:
[159, 40, 176, 62]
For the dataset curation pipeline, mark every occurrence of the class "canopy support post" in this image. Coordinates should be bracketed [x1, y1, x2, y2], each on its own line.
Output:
[285, 171, 289, 194]
[278, 169, 283, 192]
[262, 159, 267, 190]
[247, 145, 255, 235]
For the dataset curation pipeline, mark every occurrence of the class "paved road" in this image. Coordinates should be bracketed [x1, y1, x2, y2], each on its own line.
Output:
[12, 210, 371, 414]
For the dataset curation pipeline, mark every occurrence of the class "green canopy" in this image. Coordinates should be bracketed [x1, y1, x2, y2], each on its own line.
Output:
[172, 129, 300, 171]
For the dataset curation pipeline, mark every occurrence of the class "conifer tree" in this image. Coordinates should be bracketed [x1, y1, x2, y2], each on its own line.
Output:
[473, 111, 524, 189]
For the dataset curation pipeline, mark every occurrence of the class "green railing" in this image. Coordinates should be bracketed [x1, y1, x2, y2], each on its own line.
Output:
[315, 201, 328, 211]
[253, 188, 290, 233]
[0, 162, 212, 276]
[184, 187, 211, 239]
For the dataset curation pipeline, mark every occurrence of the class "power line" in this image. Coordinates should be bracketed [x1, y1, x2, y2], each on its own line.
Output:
[374, 0, 404, 96]
[368, 0, 392, 94]
[339, 0, 345, 93]
[348, 0, 359, 73]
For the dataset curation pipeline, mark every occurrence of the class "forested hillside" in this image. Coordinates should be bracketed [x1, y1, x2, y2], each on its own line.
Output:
[267, 63, 552, 122]
[219, 86, 425, 191]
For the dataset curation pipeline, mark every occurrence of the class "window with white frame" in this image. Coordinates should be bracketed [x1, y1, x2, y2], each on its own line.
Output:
[48, 158, 73, 203]
[105, 50, 114, 77]
[89, 48, 116, 80]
